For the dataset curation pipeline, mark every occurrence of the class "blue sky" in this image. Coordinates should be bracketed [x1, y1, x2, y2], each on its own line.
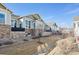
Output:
[4, 3, 79, 28]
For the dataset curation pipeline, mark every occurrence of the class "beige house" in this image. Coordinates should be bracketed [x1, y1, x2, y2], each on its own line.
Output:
[0, 3, 12, 39]
[0, 3, 12, 25]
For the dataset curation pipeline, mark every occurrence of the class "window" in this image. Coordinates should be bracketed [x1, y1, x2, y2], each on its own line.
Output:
[31, 21, 35, 29]
[25, 20, 29, 29]
[0, 13, 5, 23]
[11, 20, 16, 27]
[34, 22, 35, 29]
[26, 20, 28, 28]
[19, 21, 22, 28]
[73, 23, 75, 28]
[31, 21, 34, 29]
[19, 23, 22, 28]
[77, 22, 79, 28]
[29, 21, 31, 29]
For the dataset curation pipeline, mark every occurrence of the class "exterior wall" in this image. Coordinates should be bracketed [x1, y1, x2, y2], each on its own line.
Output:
[36, 20, 44, 30]
[0, 24, 10, 39]
[22, 17, 35, 29]
[18, 17, 36, 30]
[47, 22, 59, 32]
[23, 17, 36, 37]
[73, 21, 79, 36]
[0, 8, 11, 25]
[73, 17, 79, 44]
[11, 14, 20, 28]
[35, 20, 45, 37]
[0, 4, 11, 39]
[11, 32, 26, 41]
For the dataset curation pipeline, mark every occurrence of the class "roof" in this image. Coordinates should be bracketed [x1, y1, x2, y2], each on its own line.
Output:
[11, 14, 20, 17]
[11, 14, 20, 20]
[18, 14, 48, 25]
[73, 16, 79, 21]
[18, 14, 42, 21]
[0, 3, 12, 13]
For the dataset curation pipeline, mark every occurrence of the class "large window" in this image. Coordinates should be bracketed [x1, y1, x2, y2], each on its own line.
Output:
[0, 13, 5, 23]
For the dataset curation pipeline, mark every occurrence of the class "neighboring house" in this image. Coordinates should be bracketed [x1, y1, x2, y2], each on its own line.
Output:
[0, 3, 12, 25]
[73, 16, 79, 46]
[47, 22, 59, 32]
[11, 14, 20, 28]
[11, 14, 24, 31]
[18, 14, 46, 37]
[60, 27, 73, 37]
[44, 24, 51, 32]
[18, 14, 36, 30]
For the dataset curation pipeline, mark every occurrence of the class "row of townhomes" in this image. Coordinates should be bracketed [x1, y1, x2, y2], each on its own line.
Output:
[0, 3, 59, 41]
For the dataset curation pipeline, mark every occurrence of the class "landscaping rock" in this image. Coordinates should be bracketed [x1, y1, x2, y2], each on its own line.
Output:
[48, 37, 76, 55]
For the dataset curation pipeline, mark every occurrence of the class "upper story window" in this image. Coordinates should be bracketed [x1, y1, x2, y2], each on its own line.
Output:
[0, 13, 5, 23]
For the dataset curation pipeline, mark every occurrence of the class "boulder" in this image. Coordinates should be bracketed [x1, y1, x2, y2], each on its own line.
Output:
[48, 37, 76, 55]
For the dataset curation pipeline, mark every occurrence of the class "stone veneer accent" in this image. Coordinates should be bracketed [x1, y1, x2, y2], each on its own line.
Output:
[0, 24, 10, 39]
[10, 32, 26, 41]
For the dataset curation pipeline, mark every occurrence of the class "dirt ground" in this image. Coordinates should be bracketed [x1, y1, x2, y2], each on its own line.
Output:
[0, 35, 62, 55]
[67, 46, 79, 55]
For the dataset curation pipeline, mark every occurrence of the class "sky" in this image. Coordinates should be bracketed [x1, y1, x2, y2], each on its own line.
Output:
[4, 3, 79, 28]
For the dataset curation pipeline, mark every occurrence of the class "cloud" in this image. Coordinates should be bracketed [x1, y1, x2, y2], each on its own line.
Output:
[66, 8, 79, 14]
